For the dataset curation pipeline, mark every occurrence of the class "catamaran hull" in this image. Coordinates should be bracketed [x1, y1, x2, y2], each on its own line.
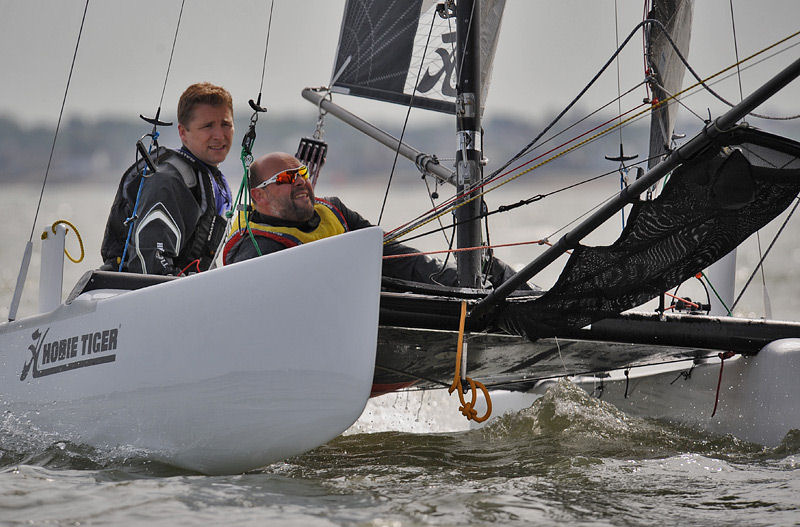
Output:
[0, 228, 383, 474]
[375, 291, 800, 445]
[561, 338, 800, 446]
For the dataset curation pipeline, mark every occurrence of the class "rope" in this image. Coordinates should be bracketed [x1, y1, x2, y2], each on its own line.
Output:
[711, 352, 735, 417]
[46, 220, 85, 264]
[664, 291, 699, 310]
[389, 154, 660, 249]
[178, 259, 201, 277]
[384, 28, 800, 246]
[382, 239, 554, 260]
[448, 301, 492, 423]
[28, 0, 89, 243]
[384, 99, 650, 244]
[384, 101, 649, 244]
[222, 0, 276, 262]
[699, 271, 732, 316]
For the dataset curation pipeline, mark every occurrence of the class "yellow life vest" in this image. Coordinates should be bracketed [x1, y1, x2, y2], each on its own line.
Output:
[223, 199, 348, 263]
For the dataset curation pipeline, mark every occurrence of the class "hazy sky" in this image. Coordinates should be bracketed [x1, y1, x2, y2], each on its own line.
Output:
[1, 0, 799, 129]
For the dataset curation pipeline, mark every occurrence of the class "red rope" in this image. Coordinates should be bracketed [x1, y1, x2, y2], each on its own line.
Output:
[664, 292, 700, 309]
[382, 239, 564, 260]
[383, 102, 648, 239]
[711, 351, 736, 417]
[178, 259, 201, 277]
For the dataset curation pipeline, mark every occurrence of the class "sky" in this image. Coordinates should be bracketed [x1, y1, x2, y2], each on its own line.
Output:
[2, 0, 800, 130]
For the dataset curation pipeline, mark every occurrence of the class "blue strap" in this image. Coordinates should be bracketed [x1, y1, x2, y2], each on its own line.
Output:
[119, 133, 159, 271]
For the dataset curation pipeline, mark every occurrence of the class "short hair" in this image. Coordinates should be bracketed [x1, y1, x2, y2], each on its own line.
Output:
[177, 82, 233, 126]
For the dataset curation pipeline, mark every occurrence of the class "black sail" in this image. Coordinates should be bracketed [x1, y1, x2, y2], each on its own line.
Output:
[331, 0, 505, 114]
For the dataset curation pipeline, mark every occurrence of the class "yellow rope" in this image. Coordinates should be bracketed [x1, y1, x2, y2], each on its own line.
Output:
[384, 29, 800, 245]
[47, 219, 85, 263]
[448, 300, 492, 423]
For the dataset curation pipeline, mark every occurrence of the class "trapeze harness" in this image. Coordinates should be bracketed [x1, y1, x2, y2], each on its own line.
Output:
[222, 199, 349, 264]
[101, 147, 228, 274]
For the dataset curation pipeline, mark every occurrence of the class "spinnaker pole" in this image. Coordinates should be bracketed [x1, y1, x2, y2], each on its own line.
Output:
[471, 53, 800, 321]
[301, 88, 456, 186]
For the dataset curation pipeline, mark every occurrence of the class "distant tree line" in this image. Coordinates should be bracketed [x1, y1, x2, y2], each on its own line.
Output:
[3, 111, 793, 186]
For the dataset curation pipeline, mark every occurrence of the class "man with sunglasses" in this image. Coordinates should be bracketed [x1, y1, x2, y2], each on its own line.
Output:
[101, 82, 234, 275]
[223, 152, 529, 289]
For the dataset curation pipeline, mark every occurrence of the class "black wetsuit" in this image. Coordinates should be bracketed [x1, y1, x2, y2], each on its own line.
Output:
[100, 147, 229, 275]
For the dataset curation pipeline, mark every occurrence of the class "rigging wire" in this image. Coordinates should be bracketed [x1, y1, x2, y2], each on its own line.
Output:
[729, 196, 800, 314]
[727, 0, 770, 319]
[612, 0, 630, 230]
[384, 99, 650, 244]
[157, 0, 186, 113]
[256, 0, 275, 100]
[223, 0, 276, 264]
[386, 154, 661, 249]
[28, 0, 90, 243]
[118, 0, 186, 272]
[650, 38, 800, 126]
[385, 19, 669, 241]
[377, 9, 437, 224]
[614, 0, 624, 145]
[487, 20, 800, 193]
[728, 0, 745, 103]
[386, 99, 649, 240]
[384, 27, 800, 245]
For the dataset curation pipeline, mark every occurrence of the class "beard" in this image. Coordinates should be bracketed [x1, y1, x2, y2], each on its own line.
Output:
[282, 188, 315, 223]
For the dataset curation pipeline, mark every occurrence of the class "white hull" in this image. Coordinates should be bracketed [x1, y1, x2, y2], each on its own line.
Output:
[525, 338, 800, 446]
[0, 227, 383, 474]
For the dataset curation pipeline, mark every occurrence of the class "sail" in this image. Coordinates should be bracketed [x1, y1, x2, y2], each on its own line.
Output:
[330, 0, 505, 114]
[646, 0, 694, 168]
[500, 128, 800, 338]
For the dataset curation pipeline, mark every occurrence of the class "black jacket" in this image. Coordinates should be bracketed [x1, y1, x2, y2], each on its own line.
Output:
[100, 147, 227, 275]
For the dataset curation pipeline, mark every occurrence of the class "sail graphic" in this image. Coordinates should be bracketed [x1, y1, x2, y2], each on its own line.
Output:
[646, 0, 694, 168]
[330, 0, 505, 114]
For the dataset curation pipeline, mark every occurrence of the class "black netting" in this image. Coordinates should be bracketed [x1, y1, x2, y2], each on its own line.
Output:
[501, 128, 800, 338]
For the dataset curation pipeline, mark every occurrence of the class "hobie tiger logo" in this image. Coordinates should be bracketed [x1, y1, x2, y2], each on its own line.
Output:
[20, 326, 120, 381]
[415, 30, 457, 97]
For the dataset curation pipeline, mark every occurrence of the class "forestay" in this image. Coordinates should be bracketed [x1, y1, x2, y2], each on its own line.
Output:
[330, 0, 505, 114]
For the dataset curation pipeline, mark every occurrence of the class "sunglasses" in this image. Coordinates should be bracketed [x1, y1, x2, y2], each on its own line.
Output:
[253, 165, 309, 189]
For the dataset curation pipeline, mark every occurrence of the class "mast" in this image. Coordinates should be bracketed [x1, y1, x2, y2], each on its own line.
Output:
[455, 0, 483, 287]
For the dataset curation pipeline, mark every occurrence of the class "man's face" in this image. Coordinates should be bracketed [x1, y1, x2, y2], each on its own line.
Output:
[178, 103, 234, 166]
[256, 159, 316, 222]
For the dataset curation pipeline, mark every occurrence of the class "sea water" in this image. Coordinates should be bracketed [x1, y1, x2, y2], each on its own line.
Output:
[1, 182, 799, 526]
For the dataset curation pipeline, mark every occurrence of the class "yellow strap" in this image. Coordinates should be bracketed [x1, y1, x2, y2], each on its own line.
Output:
[47, 219, 85, 263]
[448, 300, 492, 423]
